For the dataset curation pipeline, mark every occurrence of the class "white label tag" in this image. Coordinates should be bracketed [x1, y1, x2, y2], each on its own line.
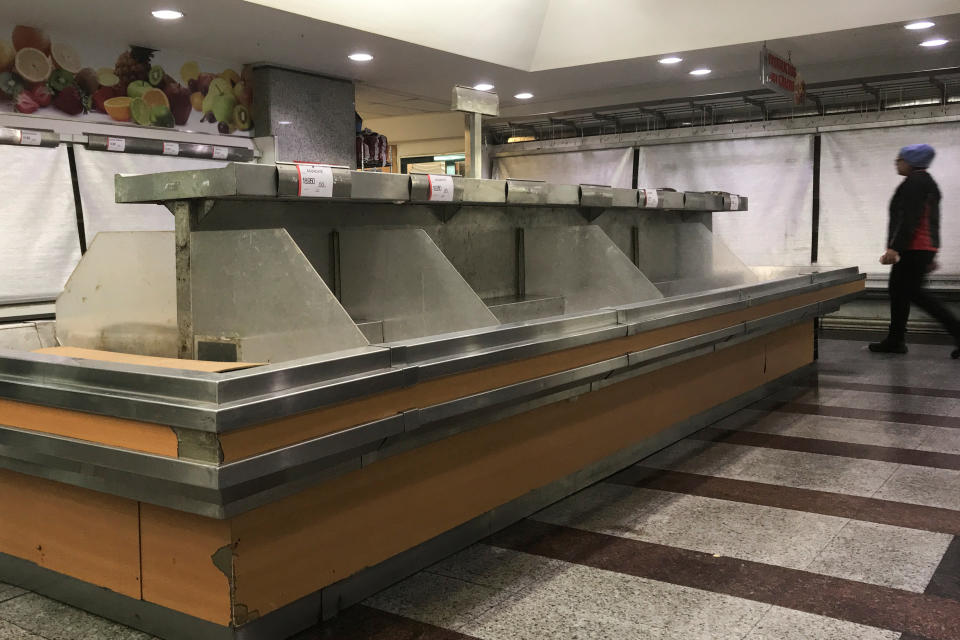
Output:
[297, 163, 334, 198]
[19, 130, 42, 146]
[107, 137, 125, 152]
[643, 189, 659, 208]
[428, 175, 455, 202]
[729, 195, 741, 210]
[212, 146, 229, 160]
[162, 142, 180, 156]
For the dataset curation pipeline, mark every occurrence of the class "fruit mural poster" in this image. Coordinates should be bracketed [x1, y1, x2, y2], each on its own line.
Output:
[0, 24, 253, 136]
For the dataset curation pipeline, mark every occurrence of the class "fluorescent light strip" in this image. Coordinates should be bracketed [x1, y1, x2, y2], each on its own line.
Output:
[152, 9, 183, 20]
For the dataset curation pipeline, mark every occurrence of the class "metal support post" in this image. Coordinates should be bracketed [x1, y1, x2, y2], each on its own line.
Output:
[465, 112, 483, 179]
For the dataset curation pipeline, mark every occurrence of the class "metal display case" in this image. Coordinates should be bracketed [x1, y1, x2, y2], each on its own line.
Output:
[0, 164, 863, 640]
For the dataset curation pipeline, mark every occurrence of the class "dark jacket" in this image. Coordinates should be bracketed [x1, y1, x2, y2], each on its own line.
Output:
[888, 170, 941, 252]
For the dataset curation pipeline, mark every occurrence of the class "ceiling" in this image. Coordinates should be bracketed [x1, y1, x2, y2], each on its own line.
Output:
[242, 0, 959, 72]
[5, 1, 959, 119]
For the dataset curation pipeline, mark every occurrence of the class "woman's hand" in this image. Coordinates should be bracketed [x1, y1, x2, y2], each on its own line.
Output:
[880, 249, 900, 265]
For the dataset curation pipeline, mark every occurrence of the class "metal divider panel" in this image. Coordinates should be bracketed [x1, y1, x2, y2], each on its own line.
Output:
[191, 229, 368, 363]
[56, 232, 177, 357]
[640, 221, 761, 298]
[338, 228, 499, 343]
[525, 226, 663, 314]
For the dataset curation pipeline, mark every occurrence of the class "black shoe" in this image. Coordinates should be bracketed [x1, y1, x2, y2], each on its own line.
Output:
[952, 348, 959, 360]
[869, 340, 908, 354]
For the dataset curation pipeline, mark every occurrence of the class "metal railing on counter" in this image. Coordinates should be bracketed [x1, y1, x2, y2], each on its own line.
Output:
[0, 125, 255, 162]
[85, 133, 254, 162]
[118, 161, 749, 214]
[0, 126, 59, 148]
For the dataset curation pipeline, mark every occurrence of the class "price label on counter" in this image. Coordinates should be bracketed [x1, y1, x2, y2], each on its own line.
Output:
[427, 174, 455, 202]
[162, 142, 180, 156]
[19, 130, 42, 146]
[296, 163, 334, 198]
[729, 195, 741, 210]
[643, 189, 659, 208]
[107, 137, 125, 152]
[212, 146, 229, 160]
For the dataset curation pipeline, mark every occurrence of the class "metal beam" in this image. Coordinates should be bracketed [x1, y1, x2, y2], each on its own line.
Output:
[930, 76, 948, 104]
[637, 107, 668, 128]
[809, 94, 825, 116]
[743, 96, 768, 120]
[689, 101, 714, 123]
[861, 83, 882, 103]
[505, 122, 539, 140]
[549, 117, 581, 135]
[592, 112, 621, 132]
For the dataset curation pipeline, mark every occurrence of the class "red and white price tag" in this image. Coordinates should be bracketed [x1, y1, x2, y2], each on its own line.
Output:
[296, 163, 334, 198]
[19, 130, 42, 146]
[427, 174, 455, 202]
[107, 137, 125, 152]
[162, 142, 180, 156]
[212, 146, 229, 160]
[729, 194, 741, 210]
[643, 189, 659, 208]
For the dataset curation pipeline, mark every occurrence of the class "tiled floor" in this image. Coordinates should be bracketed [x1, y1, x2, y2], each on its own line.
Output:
[2, 338, 959, 640]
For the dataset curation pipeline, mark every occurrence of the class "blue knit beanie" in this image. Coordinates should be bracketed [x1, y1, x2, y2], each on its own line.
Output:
[898, 144, 935, 169]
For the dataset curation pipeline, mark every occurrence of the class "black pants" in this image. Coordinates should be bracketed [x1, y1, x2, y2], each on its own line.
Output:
[888, 250, 960, 343]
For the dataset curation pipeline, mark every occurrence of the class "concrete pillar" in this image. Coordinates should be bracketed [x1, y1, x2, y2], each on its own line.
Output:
[252, 66, 355, 166]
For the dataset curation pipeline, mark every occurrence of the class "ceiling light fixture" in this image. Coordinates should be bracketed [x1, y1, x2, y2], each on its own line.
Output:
[278, 121, 292, 125]
[514, 92, 534, 99]
[151, 9, 184, 20]
[920, 38, 948, 47]
[659, 56, 683, 64]
[905, 21, 935, 30]
[473, 83, 495, 91]
[689, 68, 712, 76]
[348, 52, 374, 62]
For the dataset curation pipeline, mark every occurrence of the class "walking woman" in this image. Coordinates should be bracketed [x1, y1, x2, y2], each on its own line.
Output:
[870, 143, 960, 358]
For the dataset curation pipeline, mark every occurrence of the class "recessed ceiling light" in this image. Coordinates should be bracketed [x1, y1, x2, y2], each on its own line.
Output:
[659, 56, 683, 64]
[151, 9, 183, 20]
[905, 21, 935, 30]
[473, 83, 495, 91]
[348, 52, 374, 62]
[689, 68, 712, 76]
[920, 38, 948, 47]
[278, 121, 292, 125]
[514, 92, 534, 99]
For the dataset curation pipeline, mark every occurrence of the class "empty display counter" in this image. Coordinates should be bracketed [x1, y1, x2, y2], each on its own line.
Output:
[0, 164, 863, 640]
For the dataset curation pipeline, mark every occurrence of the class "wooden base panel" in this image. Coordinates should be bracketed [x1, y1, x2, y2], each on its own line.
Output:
[0, 321, 814, 632]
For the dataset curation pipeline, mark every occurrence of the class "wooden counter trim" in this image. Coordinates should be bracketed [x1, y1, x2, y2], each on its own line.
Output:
[0, 399, 180, 457]
[140, 504, 233, 626]
[219, 281, 860, 462]
[0, 469, 142, 599]
[228, 323, 814, 617]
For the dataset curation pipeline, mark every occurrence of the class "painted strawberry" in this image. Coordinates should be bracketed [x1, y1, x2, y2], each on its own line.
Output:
[52, 85, 84, 115]
[31, 84, 52, 107]
[15, 90, 39, 114]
